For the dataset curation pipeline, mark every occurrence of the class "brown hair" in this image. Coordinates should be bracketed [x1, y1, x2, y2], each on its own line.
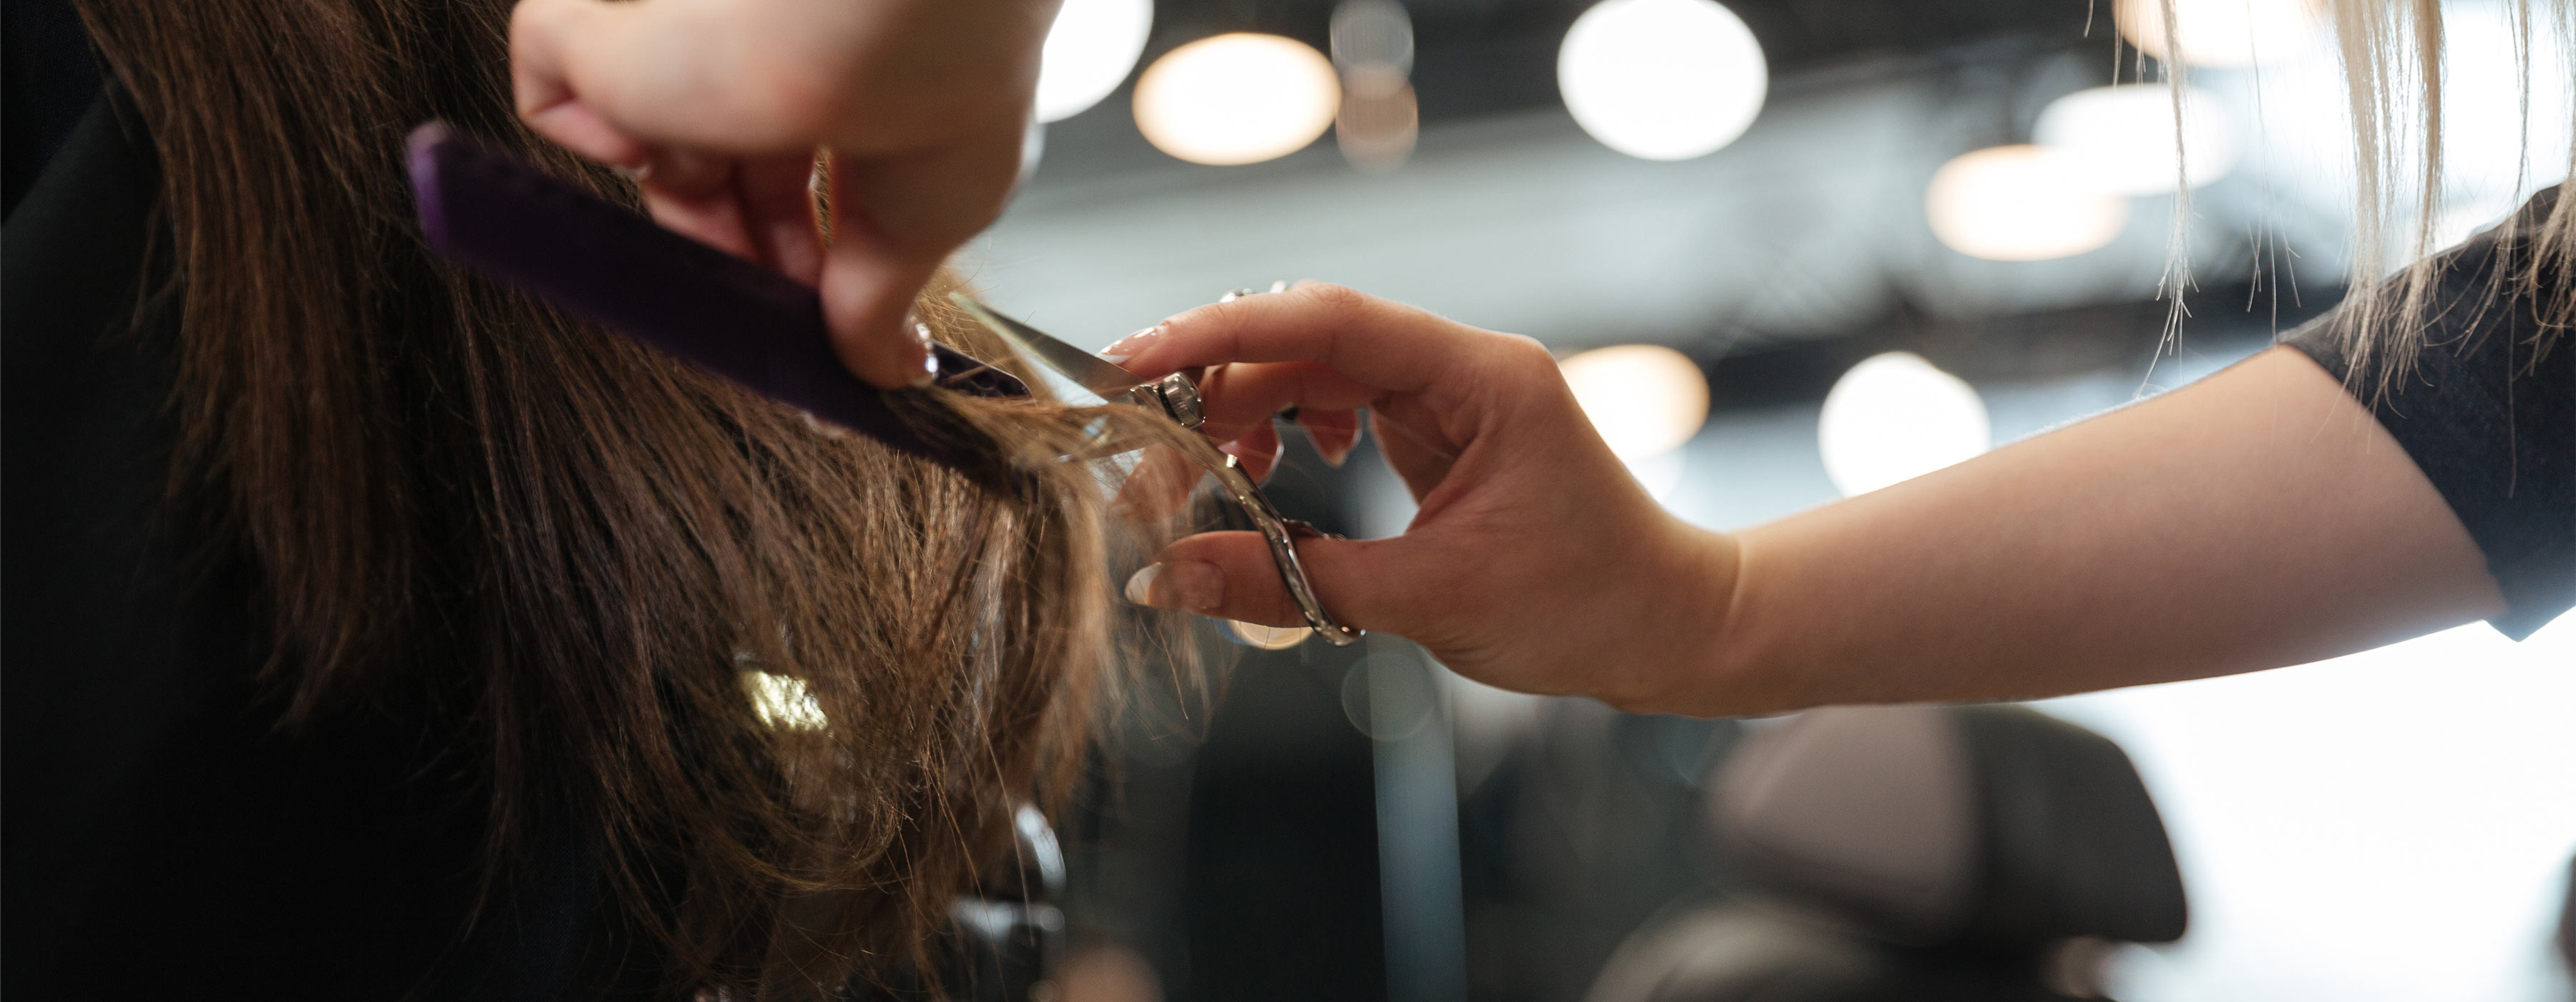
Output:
[74, 0, 1202, 995]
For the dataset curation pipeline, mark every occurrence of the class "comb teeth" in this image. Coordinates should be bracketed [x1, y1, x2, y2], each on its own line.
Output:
[403, 121, 1029, 488]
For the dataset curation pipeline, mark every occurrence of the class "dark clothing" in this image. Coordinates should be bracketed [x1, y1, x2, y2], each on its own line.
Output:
[3, 95, 633, 1002]
[2284, 188, 2576, 641]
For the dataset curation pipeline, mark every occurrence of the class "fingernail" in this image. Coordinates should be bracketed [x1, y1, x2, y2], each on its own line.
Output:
[1101, 326, 1160, 361]
[1123, 562, 1224, 612]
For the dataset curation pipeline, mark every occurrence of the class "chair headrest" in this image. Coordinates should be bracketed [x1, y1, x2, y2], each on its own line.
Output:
[1711, 704, 2186, 948]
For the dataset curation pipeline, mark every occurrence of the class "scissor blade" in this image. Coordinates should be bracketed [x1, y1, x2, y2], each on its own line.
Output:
[949, 293, 1149, 400]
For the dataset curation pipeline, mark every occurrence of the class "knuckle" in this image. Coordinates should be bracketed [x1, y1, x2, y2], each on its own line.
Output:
[1489, 333, 1558, 374]
[1293, 282, 1368, 319]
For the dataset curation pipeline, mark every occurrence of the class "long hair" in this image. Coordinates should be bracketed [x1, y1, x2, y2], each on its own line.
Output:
[2323, 0, 2576, 382]
[2131, 0, 2576, 378]
[74, 0, 1201, 996]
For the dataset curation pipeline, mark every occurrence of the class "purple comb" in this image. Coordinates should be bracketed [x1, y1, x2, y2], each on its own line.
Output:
[405, 122, 1028, 479]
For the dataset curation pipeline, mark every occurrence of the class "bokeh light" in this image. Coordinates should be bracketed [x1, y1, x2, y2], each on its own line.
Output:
[2034, 84, 2238, 195]
[2116, 0, 2323, 68]
[1926, 145, 2130, 261]
[1334, 0, 1421, 172]
[1560, 344, 1710, 460]
[1035, 0, 1156, 123]
[1133, 33, 1341, 166]
[1817, 352, 1990, 497]
[1557, 0, 1769, 162]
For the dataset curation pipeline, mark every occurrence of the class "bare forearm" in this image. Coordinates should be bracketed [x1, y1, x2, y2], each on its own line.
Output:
[1684, 347, 2504, 716]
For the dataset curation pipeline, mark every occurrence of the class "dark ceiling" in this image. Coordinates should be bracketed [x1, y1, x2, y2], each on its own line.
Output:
[1140, 0, 2109, 122]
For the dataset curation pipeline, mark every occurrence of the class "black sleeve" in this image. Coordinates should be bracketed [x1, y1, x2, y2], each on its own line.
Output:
[2283, 187, 2575, 641]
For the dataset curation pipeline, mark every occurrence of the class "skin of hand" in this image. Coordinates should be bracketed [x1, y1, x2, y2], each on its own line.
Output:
[510, 0, 1060, 388]
[1107, 283, 1747, 711]
[1110, 283, 2507, 717]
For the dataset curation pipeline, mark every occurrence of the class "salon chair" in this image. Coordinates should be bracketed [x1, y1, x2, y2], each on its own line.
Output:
[1586, 705, 2186, 1002]
[852, 803, 1065, 1002]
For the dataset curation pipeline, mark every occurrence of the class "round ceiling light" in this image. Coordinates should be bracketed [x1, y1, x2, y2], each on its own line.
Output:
[1557, 0, 1769, 162]
[1817, 352, 1991, 497]
[1560, 344, 1710, 460]
[1035, 0, 1156, 123]
[2116, 0, 2323, 68]
[2034, 84, 2238, 195]
[1133, 33, 1340, 165]
[1925, 145, 2130, 261]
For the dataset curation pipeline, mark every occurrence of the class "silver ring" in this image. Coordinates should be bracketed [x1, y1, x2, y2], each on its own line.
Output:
[1218, 281, 1291, 303]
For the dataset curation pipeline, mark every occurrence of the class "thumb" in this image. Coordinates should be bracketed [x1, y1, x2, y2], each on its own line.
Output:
[1125, 531, 1410, 634]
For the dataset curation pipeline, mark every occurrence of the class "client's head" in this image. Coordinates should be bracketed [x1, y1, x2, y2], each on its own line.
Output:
[76, 0, 1186, 995]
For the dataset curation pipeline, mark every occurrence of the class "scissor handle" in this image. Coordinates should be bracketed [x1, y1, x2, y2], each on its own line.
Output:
[1206, 455, 1362, 646]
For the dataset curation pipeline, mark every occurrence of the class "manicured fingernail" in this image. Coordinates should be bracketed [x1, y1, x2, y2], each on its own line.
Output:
[1102, 326, 1160, 361]
[1123, 562, 1224, 612]
[1122, 564, 1161, 605]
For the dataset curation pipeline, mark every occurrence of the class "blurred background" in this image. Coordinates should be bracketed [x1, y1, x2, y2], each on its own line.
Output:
[964, 0, 2576, 998]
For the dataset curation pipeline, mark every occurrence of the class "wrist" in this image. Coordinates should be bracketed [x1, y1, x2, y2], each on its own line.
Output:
[1602, 519, 1752, 716]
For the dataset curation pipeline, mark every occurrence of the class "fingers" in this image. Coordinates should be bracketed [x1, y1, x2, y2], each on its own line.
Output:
[1106, 283, 1489, 395]
[512, 0, 645, 165]
[818, 157, 938, 387]
[1189, 360, 1384, 442]
[819, 136, 1023, 388]
[1297, 408, 1362, 467]
[734, 152, 829, 283]
[831, 117, 1026, 262]
[1126, 531, 1404, 632]
[1220, 420, 1283, 483]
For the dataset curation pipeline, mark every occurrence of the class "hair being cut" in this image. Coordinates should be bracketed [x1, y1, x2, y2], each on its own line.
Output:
[74, 0, 1203, 996]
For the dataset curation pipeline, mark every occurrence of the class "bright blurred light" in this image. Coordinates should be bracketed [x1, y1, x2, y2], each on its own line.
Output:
[1035, 0, 1155, 123]
[741, 670, 826, 730]
[1338, 69, 1420, 172]
[1334, 0, 1420, 172]
[1817, 352, 1989, 497]
[1227, 619, 1310, 650]
[1560, 344, 1711, 460]
[1133, 34, 1340, 165]
[1926, 145, 2130, 261]
[2117, 0, 2322, 68]
[2034, 84, 2238, 195]
[2039, 615, 2576, 999]
[1557, 0, 1768, 162]
[1332, 0, 1415, 73]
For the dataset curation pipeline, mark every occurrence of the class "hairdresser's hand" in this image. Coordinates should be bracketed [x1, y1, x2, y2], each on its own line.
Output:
[1107, 285, 1742, 711]
[510, 0, 1056, 387]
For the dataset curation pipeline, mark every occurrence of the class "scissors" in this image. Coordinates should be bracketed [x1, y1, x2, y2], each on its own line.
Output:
[404, 122, 1360, 647]
[948, 295, 1359, 646]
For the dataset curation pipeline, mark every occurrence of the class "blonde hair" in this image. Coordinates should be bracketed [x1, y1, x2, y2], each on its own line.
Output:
[2325, 0, 2576, 384]
[2124, 0, 2572, 381]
